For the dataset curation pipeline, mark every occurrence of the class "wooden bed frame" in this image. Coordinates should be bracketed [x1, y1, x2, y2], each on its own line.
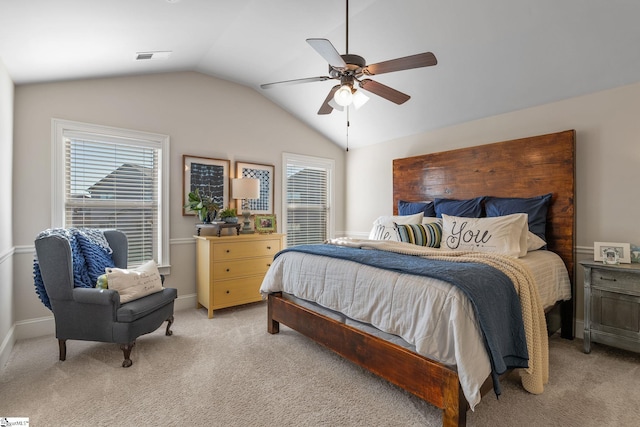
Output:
[267, 130, 576, 427]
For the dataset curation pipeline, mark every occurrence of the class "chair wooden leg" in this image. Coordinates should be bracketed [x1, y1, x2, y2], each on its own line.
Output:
[120, 342, 135, 367]
[165, 315, 174, 336]
[58, 339, 67, 361]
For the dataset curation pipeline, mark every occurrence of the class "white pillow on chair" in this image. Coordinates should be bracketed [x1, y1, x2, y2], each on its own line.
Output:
[105, 260, 164, 303]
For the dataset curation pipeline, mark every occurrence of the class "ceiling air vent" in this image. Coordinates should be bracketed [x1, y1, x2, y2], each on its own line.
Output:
[135, 51, 172, 61]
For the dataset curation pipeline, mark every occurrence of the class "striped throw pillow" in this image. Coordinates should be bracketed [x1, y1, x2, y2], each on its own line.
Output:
[395, 222, 442, 247]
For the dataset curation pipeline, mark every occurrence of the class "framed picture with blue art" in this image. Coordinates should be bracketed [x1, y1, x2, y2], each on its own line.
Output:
[236, 161, 274, 214]
[183, 155, 230, 216]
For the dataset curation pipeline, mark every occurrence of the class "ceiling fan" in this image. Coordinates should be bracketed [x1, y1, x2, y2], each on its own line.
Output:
[260, 0, 438, 115]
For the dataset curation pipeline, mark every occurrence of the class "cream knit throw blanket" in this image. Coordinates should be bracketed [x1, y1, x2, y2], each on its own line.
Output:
[327, 238, 549, 395]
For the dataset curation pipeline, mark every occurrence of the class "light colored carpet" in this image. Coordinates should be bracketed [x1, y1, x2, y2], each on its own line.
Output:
[1, 302, 639, 426]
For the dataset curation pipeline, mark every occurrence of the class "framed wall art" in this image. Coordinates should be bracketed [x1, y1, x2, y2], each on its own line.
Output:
[236, 161, 274, 214]
[183, 155, 230, 216]
[594, 241, 631, 264]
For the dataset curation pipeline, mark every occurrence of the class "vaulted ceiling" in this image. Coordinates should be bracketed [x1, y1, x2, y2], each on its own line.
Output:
[2, 0, 639, 149]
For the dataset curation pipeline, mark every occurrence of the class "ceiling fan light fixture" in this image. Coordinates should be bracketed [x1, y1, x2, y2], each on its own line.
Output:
[328, 98, 344, 112]
[334, 84, 354, 106]
[352, 90, 369, 110]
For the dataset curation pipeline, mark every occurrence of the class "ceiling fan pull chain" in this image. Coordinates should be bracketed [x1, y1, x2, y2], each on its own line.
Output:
[346, 108, 350, 152]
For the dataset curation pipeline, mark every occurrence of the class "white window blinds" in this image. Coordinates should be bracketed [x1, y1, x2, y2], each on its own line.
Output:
[53, 119, 170, 269]
[284, 154, 334, 247]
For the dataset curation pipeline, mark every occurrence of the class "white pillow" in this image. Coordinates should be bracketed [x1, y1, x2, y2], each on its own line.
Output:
[441, 213, 528, 257]
[372, 212, 424, 226]
[105, 260, 164, 303]
[368, 212, 424, 241]
[527, 231, 546, 252]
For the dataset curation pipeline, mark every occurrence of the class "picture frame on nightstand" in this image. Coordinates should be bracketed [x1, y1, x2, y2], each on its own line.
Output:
[594, 241, 631, 264]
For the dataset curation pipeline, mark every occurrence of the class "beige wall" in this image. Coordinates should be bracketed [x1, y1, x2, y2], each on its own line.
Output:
[0, 57, 15, 368]
[11, 71, 345, 328]
[345, 81, 640, 324]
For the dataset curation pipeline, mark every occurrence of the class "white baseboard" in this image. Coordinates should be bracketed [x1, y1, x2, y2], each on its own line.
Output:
[0, 325, 16, 370]
[175, 293, 197, 312]
[14, 315, 55, 341]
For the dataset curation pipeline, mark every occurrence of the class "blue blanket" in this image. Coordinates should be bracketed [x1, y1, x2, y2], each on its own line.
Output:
[276, 244, 529, 396]
[33, 228, 115, 310]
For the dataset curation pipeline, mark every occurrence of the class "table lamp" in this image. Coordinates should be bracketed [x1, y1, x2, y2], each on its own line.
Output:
[231, 178, 260, 234]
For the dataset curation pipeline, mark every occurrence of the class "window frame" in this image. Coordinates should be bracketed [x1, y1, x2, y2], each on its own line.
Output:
[282, 152, 335, 246]
[51, 118, 170, 270]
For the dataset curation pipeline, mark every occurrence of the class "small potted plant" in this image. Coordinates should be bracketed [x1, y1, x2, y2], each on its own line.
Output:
[219, 207, 238, 224]
[184, 188, 219, 223]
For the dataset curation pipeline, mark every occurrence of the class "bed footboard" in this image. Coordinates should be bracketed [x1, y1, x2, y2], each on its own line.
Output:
[267, 292, 468, 427]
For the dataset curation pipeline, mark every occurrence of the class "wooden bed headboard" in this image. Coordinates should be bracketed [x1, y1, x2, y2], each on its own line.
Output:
[392, 130, 576, 287]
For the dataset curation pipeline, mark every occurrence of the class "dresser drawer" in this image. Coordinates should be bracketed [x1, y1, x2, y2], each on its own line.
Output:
[591, 268, 640, 295]
[212, 256, 274, 280]
[212, 239, 281, 261]
[212, 276, 264, 308]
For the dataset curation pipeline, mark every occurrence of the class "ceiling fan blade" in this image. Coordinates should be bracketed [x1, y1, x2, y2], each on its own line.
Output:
[307, 38, 347, 70]
[358, 79, 410, 105]
[260, 76, 332, 89]
[318, 85, 341, 115]
[363, 52, 437, 76]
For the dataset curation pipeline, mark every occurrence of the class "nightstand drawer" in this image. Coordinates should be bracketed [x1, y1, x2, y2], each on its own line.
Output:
[591, 289, 640, 334]
[212, 276, 264, 307]
[591, 269, 640, 295]
[212, 256, 274, 279]
[212, 239, 281, 260]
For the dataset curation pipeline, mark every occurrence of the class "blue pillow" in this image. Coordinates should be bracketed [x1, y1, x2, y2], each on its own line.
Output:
[398, 200, 436, 217]
[434, 196, 485, 218]
[484, 193, 552, 242]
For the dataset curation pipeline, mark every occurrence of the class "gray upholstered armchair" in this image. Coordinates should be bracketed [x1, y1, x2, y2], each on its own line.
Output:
[34, 229, 177, 367]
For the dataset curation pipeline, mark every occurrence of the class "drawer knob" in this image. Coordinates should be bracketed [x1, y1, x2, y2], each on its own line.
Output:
[226, 290, 230, 294]
[226, 249, 230, 253]
[267, 263, 271, 267]
[600, 276, 617, 282]
[226, 268, 230, 272]
[267, 246, 271, 250]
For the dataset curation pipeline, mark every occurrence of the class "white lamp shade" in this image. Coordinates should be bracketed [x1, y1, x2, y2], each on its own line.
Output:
[333, 85, 353, 106]
[328, 98, 344, 112]
[352, 90, 369, 110]
[232, 178, 260, 200]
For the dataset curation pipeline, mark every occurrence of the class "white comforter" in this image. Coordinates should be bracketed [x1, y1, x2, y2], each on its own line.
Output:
[259, 246, 570, 410]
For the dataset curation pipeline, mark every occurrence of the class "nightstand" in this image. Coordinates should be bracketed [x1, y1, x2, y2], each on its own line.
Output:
[580, 260, 640, 354]
[194, 233, 285, 318]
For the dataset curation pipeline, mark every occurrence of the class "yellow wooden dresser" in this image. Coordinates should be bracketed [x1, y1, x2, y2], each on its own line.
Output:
[195, 233, 285, 318]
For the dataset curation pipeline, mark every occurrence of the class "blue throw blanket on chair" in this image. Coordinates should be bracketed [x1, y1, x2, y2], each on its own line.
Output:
[33, 228, 116, 310]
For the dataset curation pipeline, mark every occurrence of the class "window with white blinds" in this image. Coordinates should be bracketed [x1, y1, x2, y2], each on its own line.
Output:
[52, 119, 170, 269]
[283, 153, 334, 247]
